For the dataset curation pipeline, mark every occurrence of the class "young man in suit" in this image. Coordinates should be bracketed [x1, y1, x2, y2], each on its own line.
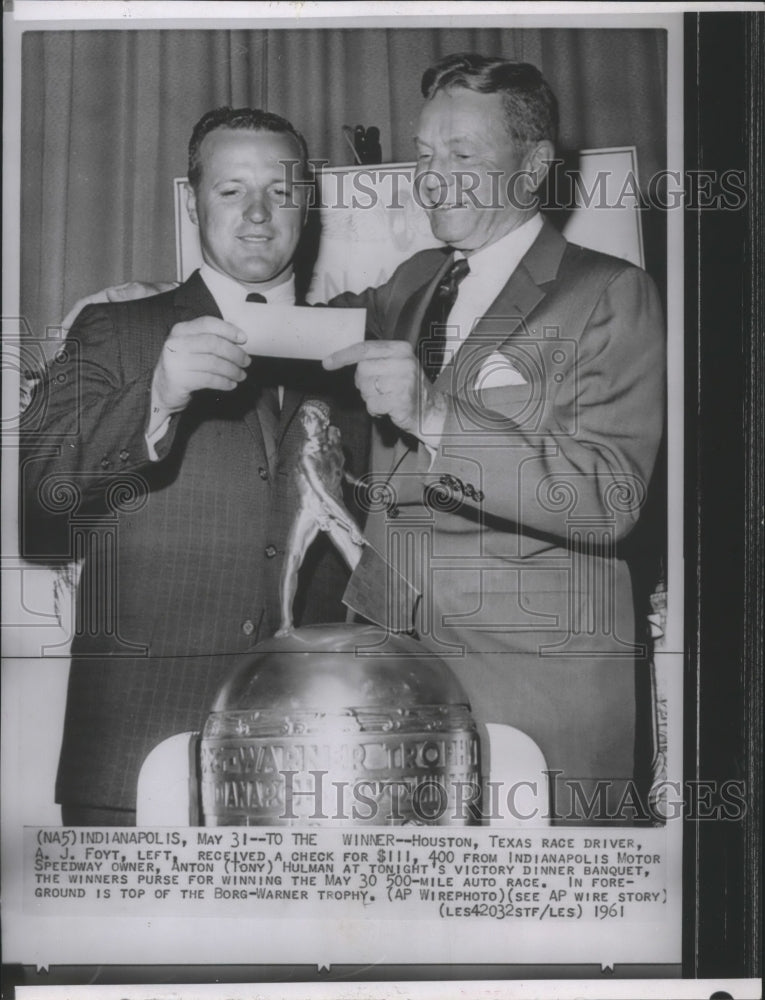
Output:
[324, 54, 665, 823]
[20, 107, 365, 825]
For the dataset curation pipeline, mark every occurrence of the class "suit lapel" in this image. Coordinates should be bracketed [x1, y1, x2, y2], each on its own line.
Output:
[279, 387, 304, 434]
[397, 249, 454, 350]
[171, 269, 221, 320]
[377, 254, 453, 469]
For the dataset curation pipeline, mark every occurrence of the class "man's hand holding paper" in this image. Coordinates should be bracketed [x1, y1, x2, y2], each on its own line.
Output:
[150, 303, 365, 427]
[152, 316, 251, 414]
[324, 339, 448, 446]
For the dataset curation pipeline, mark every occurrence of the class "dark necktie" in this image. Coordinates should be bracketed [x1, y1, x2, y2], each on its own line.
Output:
[418, 256, 470, 382]
[245, 292, 280, 458]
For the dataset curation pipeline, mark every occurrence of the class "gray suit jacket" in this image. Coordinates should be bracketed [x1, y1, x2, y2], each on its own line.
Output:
[332, 220, 665, 808]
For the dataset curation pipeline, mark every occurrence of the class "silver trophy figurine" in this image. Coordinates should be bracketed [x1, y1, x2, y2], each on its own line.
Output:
[199, 401, 481, 826]
[276, 399, 365, 637]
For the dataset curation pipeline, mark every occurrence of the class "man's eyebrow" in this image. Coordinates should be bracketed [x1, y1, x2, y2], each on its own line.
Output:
[413, 134, 479, 145]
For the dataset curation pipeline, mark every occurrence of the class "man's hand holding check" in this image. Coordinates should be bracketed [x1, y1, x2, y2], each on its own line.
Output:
[152, 316, 251, 414]
[323, 340, 448, 446]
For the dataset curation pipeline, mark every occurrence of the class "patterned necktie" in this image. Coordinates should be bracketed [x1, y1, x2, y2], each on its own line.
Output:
[245, 292, 280, 458]
[418, 256, 470, 382]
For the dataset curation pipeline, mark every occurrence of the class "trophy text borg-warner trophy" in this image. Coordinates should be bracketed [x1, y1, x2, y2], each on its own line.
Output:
[199, 401, 481, 826]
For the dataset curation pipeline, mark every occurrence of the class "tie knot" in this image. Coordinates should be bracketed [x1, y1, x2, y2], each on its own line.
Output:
[246, 292, 267, 303]
[434, 256, 470, 303]
[448, 257, 470, 284]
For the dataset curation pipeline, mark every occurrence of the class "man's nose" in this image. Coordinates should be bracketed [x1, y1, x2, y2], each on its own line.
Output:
[430, 149, 462, 189]
[419, 162, 450, 204]
[243, 192, 270, 223]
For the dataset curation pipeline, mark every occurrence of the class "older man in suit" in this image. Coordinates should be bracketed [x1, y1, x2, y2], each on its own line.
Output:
[325, 54, 665, 822]
[20, 107, 365, 825]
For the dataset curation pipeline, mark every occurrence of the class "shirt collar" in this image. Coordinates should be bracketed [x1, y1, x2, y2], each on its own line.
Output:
[199, 262, 296, 311]
[453, 212, 544, 272]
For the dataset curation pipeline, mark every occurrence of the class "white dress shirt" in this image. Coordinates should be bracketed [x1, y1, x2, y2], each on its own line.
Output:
[199, 262, 296, 313]
[439, 212, 544, 374]
[145, 266, 295, 457]
[417, 213, 544, 461]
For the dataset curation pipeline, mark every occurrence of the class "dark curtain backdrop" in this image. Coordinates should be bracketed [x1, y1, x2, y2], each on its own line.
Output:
[21, 27, 666, 344]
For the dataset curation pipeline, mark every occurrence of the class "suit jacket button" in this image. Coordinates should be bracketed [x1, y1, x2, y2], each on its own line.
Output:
[241, 620, 255, 636]
[264, 545, 277, 558]
[100, 457, 110, 469]
[119, 449, 129, 461]
[258, 466, 269, 480]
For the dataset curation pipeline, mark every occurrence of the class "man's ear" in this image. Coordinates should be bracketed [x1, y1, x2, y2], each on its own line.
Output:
[185, 182, 199, 227]
[296, 172, 311, 228]
[523, 140, 555, 192]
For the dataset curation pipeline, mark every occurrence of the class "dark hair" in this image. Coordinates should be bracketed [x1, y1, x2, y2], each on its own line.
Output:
[187, 107, 309, 190]
[421, 53, 558, 146]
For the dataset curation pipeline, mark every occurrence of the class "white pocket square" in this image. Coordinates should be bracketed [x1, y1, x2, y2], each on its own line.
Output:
[474, 352, 528, 389]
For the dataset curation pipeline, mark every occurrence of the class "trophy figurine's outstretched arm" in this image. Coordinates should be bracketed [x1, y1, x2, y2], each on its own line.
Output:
[276, 401, 366, 637]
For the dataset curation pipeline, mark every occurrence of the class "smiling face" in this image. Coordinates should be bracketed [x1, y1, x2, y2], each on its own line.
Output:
[415, 88, 549, 253]
[186, 127, 307, 290]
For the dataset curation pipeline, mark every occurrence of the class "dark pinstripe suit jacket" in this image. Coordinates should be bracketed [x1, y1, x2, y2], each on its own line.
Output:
[21, 271, 367, 811]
